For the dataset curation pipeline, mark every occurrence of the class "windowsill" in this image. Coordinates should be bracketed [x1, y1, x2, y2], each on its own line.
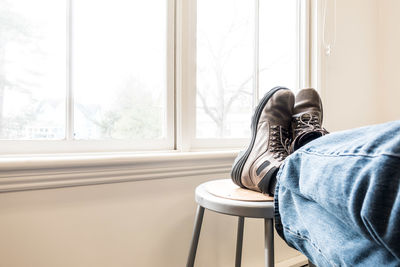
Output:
[0, 150, 239, 193]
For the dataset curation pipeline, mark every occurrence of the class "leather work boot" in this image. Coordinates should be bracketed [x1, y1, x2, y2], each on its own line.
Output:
[231, 87, 294, 194]
[290, 88, 329, 153]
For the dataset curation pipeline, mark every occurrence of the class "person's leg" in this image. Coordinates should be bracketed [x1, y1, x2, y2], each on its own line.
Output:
[275, 120, 400, 266]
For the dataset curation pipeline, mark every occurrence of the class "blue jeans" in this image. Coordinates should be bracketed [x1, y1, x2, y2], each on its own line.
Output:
[275, 120, 400, 267]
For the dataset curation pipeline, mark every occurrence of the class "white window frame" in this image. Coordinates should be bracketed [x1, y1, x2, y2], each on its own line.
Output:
[0, 0, 176, 154]
[0, 0, 315, 155]
[0, 0, 320, 193]
[177, 0, 314, 151]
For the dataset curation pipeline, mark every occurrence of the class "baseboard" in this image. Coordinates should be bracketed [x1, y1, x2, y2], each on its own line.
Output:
[276, 255, 309, 267]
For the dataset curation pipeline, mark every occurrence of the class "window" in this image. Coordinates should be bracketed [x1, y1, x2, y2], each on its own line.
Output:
[0, 0, 311, 154]
[181, 0, 308, 150]
[72, 0, 170, 141]
[0, 0, 67, 140]
[196, 0, 298, 140]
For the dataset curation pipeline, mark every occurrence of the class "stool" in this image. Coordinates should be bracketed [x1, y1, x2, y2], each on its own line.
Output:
[186, 179, 275, 267]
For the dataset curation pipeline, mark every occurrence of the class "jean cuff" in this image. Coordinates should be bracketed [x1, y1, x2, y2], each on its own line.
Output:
[274, 164, 287, 243]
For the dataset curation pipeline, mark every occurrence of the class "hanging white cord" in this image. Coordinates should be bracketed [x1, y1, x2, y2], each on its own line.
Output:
[321, 0, 337, 109]
[322, 0, 337, 56]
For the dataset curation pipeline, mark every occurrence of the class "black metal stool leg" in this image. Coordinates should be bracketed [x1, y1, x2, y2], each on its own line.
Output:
[235, 216, 245, 267]
[186, 205, 205, 267]
[264, 218, 274, 267]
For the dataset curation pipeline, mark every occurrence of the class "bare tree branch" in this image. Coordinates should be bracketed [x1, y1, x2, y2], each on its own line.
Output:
[197, 90, 220, 126]
[225, 66, 271, 114]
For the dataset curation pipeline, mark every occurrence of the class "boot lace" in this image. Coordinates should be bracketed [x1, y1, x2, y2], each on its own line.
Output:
[269, 125, 291, 161]
[293, 113, 329, 136]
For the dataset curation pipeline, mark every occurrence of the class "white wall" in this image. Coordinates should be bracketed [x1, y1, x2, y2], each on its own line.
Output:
[322, 0, 400, 131]
[377, 0, 400, 122]
[321, 0, 380, 131]
[0, 175, 300, 267]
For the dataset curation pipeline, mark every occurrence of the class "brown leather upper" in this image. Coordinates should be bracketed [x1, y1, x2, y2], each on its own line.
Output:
[293, 88, 323, 121]
[241, 90, 294, 192]
[290, 88, 328, 152]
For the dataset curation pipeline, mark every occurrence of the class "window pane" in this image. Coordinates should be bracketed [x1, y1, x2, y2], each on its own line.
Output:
[0, 0, 66, 140]
[196, 0, 298, 140]
[197, 0, 255, 139]
[259, 0, 298, 96]
[73, 0, 167, 140]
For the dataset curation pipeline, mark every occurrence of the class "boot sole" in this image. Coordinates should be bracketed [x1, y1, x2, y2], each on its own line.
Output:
[231, 86, 289, 188]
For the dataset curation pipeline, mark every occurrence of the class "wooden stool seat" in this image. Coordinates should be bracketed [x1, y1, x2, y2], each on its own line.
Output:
[206, 179, 274, 202]
[187, 179, 275, 267]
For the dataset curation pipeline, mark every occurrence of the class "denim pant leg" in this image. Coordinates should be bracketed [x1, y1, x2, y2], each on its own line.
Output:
[275, 120, 400, 267]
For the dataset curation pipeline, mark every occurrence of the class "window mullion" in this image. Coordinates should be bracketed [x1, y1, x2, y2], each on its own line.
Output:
[254, 0, 260, 105]
[310, 0, 320, 90]
[299, 0, 311, 89]
[66, 0, 74, 141]
[175, 0, 196, 152]
[167, 0, 176, 149]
